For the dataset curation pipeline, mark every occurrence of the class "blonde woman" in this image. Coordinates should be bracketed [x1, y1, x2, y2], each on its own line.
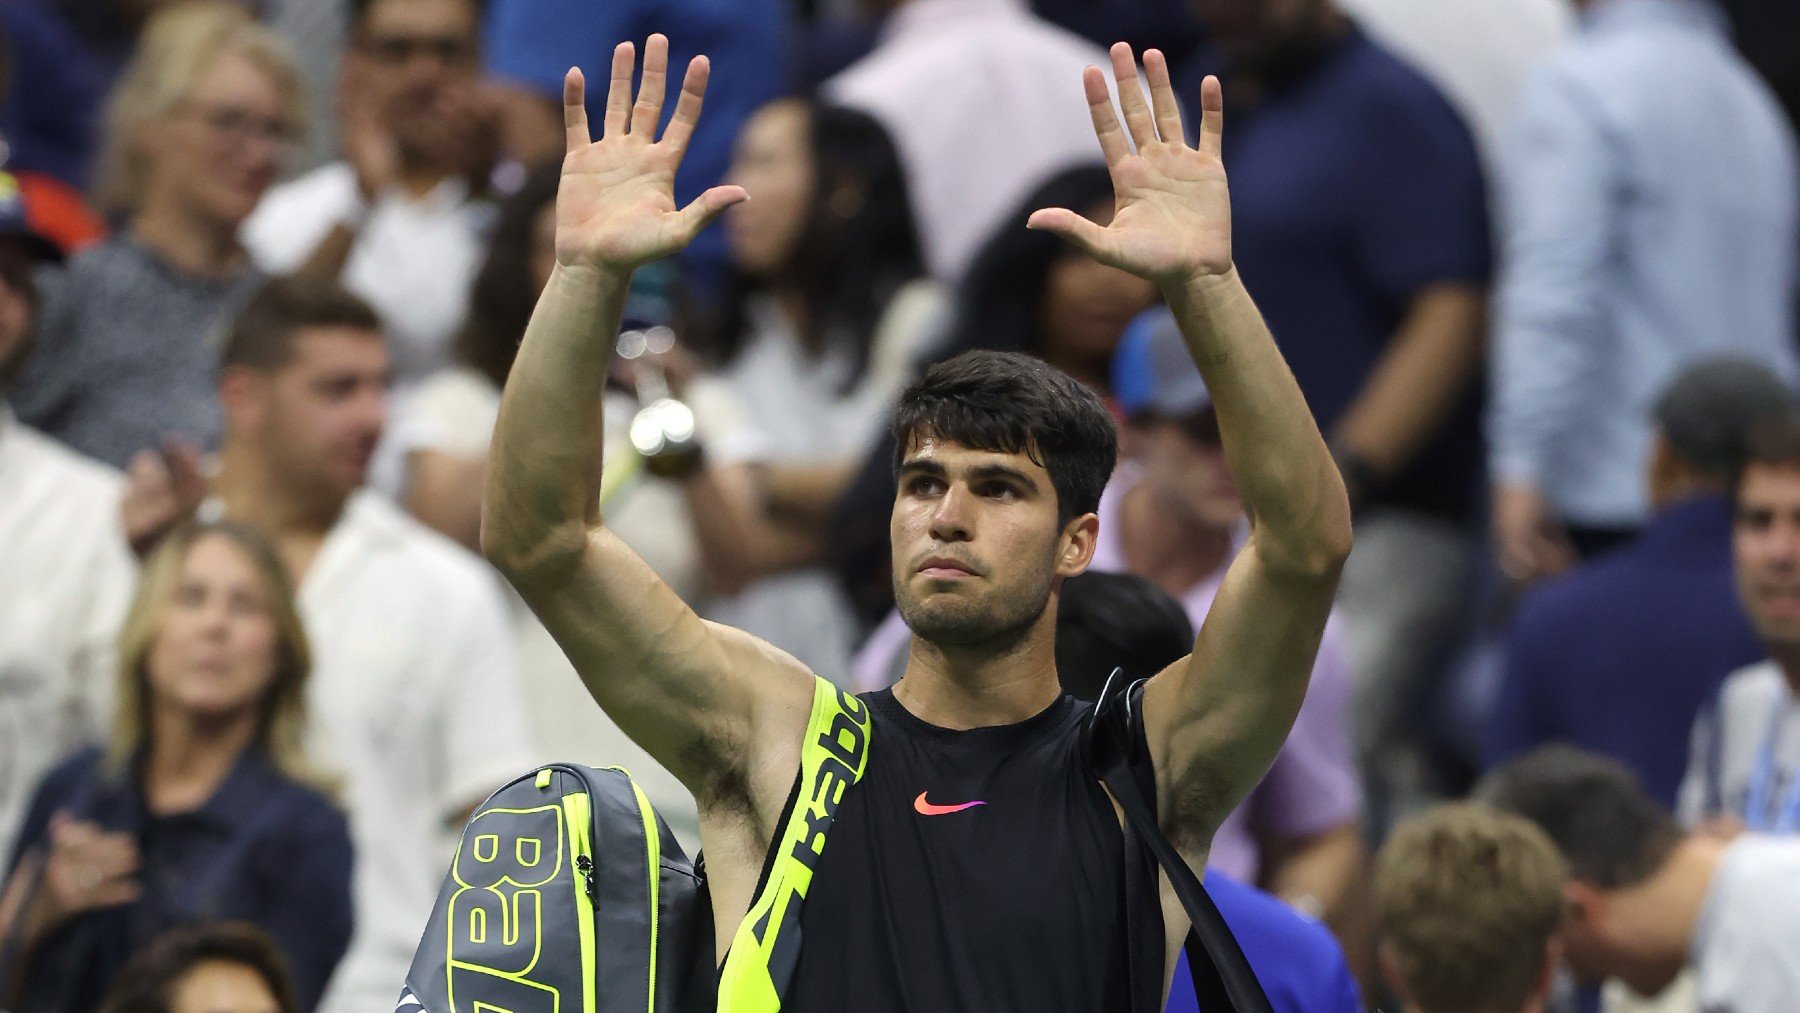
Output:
[10, 1, 304, 469]
[0, 522, 352, 1013]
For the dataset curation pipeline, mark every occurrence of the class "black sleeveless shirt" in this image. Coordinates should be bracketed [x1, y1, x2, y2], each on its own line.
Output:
[783, 688, 1145, 1011]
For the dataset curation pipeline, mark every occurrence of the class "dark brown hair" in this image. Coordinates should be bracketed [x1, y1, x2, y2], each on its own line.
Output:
[99, 921, 299, 1013]
[891, 349, 1117, 525]
[1477, 745, 1681, 890]
[1734, 409, 1800, 498]
[455, 161, 560, 388]
[219, 275, 383, 374]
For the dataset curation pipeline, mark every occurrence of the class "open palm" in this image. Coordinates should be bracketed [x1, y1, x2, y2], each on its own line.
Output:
[1028, 45, 1232, 286]
[556, 35, 746, 274]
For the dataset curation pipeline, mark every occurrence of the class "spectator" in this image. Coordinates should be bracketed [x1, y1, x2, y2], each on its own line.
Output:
[1334, 0, 1571, 169]
[1483, 745, 1800, 1010]
[832, 166, 1157, 626]
[1176, 0, 1491, 815]
[1489, 359, 1790, 807]
[0, 521, 353, 1012]
[242, 0, 500, 415]
[101, 921, 300, 1013]
[1042, 570, 1361, 1013]
[692, 98, 945, 682]
[1680, 412, 1800, 833]
[824, 0, 1114, 281]
[481, 0, 784, 287]
[1097, 316, 1366, 939]
[8, 2, 301, 468]
[1489, 0, 1800, 580]
[0, 177, 136, 874]
[1371, 803, 1565, 1013]
[208, 276, 535, 1013]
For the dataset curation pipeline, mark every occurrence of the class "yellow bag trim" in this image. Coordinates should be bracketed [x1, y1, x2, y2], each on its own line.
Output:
[716, 678, 872, 1011]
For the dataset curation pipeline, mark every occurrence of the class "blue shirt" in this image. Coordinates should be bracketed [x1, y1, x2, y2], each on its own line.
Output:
[1489, 0, 1800, 527]
[1164, 871, 1362, 1013]
[4, 746, 354, 1012]
[0, 0, 108, 188]
[1485, 494, 1766, 806]
[482, 0, 787, 288]
[1180, 26, 1491, 522]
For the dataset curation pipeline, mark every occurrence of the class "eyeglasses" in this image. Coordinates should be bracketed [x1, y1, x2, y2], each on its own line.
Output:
[182, 102, 297, 146]
[360, 32, 477, 67]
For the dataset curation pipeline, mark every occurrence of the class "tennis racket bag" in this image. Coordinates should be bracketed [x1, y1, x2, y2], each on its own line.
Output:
[397, 677, 872, 1013]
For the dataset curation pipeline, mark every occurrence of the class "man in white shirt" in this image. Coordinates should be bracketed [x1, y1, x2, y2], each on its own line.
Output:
[0, 193, 135, 871]
[241, 0, 497, 396]
[824, 0, 1113, 281]
[209, 276, 536, 1013]
[1485, 745, 1800, 1011]
[1681, 412, 1800, 833]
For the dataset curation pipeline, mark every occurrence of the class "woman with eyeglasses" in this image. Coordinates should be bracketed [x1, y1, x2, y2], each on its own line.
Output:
[8, 2, 303, 471]
[0, 522, 353, 1013]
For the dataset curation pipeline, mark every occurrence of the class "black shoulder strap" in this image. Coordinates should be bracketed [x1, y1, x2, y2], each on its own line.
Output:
[1082, 670, 1274, 1013]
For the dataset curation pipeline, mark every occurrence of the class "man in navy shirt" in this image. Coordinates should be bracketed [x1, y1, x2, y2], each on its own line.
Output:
[481, 0, 785, 287]
[1174, 0, 1491, 811]
[1486, 359, 1790, 806]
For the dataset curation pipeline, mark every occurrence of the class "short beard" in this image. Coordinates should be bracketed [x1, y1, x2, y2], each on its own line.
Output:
[894, 557, 1055, 651]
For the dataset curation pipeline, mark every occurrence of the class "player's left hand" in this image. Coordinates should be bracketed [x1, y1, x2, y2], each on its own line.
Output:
[1028, 43, 1232, 286]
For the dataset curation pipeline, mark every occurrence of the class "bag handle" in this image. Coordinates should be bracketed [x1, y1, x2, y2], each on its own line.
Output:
[1083, 670, 1273, 1013]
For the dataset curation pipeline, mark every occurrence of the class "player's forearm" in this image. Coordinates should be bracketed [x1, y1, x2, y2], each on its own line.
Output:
[482, 263, 627, 574]
[1163, 269, 1352, 574]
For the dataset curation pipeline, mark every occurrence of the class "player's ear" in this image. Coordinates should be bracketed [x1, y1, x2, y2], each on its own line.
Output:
[1056, 512, 1099, 578]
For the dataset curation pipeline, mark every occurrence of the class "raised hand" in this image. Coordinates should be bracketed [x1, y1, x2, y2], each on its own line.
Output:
[555, 35, 748, 275]
[1028, 44, 1231, 286]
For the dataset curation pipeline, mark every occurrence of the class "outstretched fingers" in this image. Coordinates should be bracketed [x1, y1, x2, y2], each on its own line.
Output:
[1108, 42, 1157, 149]
[563, 68, 589, 153]
[660, 55, 710, 162]
[1198, 74, 1224, 159]
[1083, 66, 1129, 166]
[603, 41, 635, 137]
[1144, 49, 1185, 147]
[631, 34, 669, 139]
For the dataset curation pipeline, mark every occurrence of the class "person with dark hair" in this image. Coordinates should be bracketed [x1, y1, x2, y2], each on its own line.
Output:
[100, 921, 300, 1013]
[1481, 745, 1800, 1009]
[189, 276, 535, 1013]
[482, 33, 1351, 1008]
[0, 522, 352, 1012]
[242, 0, 499, 431]
[1053, 571, 1196, 700]
[686, 96, 945, 681]
[1489, 359, 1792, 807]
[1679, 409, 1800, 836]
[7, 3, 302, 469]
[1371, 803, 1565, 1013]
[1051, 570, 1361, 1013]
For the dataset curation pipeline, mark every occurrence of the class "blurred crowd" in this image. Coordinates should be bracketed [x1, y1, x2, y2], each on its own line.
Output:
[0, 0, 1798, 1010]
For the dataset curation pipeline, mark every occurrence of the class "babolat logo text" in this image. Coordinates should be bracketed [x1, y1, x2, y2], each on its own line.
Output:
[445, 805, 564, 1012]
[789, 689, 869, 871]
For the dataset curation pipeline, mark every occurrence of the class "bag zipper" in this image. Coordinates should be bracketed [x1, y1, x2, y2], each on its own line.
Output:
[561, 789, 598, 1013]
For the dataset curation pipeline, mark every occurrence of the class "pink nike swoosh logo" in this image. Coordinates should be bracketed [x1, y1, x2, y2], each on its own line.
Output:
[914, 792, 987, 816]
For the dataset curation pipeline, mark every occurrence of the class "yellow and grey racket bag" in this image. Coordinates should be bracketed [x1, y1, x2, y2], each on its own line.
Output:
[397, 677, 870, 1013]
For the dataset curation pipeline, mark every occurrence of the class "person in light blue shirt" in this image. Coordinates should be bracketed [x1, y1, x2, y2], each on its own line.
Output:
[1489, 0, 1800, 582]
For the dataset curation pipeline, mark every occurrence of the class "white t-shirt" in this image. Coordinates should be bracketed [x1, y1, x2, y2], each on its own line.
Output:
[0, 416, 134, 869]
[242, 163, 493, 388]
[1692, 835, 1800, 1011]
[299, 490, 538, 1013]
[824, 0, 1111, 281]
[1679, 661, 1800, 831]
